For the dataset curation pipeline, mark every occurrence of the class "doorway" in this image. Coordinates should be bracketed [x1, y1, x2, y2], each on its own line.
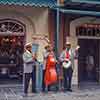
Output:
[78, 39, 100, 83]
[0, 19, 26, 84]
[0, 36, 24, 84]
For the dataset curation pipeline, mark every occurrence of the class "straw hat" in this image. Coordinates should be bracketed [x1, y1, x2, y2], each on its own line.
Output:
[25, 42, 32, 48]
[66, 41, 71, 45]
[44, 44, 50, 49]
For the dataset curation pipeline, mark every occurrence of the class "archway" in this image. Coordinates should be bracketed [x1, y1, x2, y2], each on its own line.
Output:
[70, 17, 100, 85]
[0, 19, 26, 84]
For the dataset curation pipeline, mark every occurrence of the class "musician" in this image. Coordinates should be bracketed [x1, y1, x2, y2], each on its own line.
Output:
[59, 42, 79, 92]
[44, 44, 57, 92]
[23, 43, 36, 96]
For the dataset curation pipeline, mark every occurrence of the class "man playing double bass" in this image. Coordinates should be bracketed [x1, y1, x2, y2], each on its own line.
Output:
[44, 44, 57, 92]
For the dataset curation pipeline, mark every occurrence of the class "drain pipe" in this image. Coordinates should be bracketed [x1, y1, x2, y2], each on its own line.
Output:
[56, 0, 60, 58]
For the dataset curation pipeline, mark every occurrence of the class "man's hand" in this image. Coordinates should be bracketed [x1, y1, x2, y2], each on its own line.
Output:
[32, 53, 36, 60]
[76, 45, 80, 50]
[64, 58, 69, 62]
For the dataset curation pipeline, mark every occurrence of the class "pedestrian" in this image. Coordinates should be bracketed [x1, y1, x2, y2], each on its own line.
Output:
[59, 42, 79, 92]
[23, 43, 36, 96]
[44, 44, 57, 92]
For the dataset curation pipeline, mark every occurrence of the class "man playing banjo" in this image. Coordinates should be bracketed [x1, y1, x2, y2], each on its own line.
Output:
[59, 41, 79, 92]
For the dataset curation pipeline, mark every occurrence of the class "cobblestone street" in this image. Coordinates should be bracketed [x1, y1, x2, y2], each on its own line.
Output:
[0, 84, 100, 100]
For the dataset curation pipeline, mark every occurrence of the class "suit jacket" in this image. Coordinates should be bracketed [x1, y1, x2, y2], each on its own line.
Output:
[23, 50, 34, 73]
[59, 48, 75, 70]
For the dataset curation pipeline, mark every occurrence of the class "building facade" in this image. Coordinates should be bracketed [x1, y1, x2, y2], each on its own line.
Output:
[0, 0, 57, 83]
[58, 0, 100, 86]
[1, 0, 100, 87]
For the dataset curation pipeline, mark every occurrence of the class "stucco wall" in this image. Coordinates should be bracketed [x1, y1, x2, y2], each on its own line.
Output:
[0, 5, 49, 62]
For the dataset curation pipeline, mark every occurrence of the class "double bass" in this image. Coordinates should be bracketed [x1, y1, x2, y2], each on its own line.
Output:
[44, 52, 57, 86]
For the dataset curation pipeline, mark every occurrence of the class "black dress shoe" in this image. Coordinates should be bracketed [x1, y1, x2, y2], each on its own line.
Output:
[22, 93, 28, 97]
[67, 89, 72, 92]
[63, 89, 67, 93]
[32, 90, 37, 93]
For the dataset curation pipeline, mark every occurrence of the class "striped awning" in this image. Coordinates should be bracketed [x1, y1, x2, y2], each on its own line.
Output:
[0, 0, 57, 8]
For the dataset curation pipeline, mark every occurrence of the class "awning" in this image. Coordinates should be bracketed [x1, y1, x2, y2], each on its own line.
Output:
[0, 0, 57, 8]
[59, 8, 100, 16]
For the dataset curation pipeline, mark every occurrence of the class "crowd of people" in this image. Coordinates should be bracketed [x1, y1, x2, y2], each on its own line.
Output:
[23, 42, 80, 96]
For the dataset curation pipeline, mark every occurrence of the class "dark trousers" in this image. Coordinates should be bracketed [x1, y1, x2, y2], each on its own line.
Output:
[63, 67, 73, 90]
[24, 68, 36, 94]
[42, 70, 46, 91]
[32, 66, 36, 92]
[42, 69, 51, 92]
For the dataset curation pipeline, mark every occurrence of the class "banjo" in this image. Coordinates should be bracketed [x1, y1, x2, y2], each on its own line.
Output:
[62, 50, 72, 69]
[62, 59, 72, 69]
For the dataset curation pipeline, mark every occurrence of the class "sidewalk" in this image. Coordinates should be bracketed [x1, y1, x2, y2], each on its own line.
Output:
[0, 84, 100, 100]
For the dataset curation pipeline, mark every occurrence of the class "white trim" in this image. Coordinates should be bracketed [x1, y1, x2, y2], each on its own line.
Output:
[78, 36, 100, 39]
[72, 0, 100, 5]
[0, 32, 24, 36]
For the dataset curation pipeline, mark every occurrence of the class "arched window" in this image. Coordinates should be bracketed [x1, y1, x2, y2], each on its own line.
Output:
[0, 19, 26, 36]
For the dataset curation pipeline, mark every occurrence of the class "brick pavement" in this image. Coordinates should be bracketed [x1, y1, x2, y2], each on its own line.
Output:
[0, 84, 100, 100]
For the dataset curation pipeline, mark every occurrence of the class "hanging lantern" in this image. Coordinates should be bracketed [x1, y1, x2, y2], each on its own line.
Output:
[6, 38, 9, 42]
[89, 24, 93, 28]
[84, 24, 88, 28]
[12, 37, 16, 43]
[95, 25, 98, 28]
